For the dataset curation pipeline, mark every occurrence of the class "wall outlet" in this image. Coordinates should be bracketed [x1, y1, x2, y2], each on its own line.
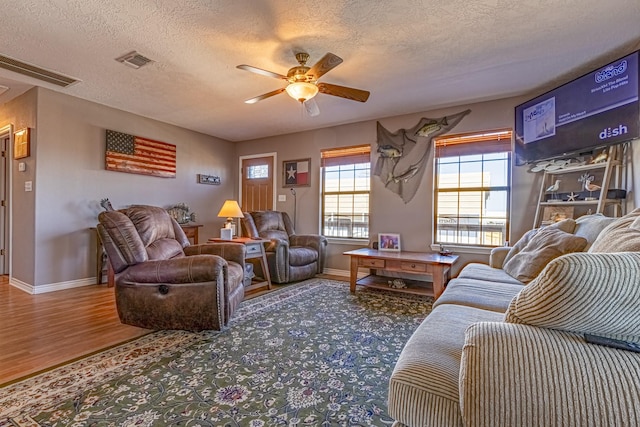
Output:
[278, 194, 286, 202]
[25, 181, 32, 192]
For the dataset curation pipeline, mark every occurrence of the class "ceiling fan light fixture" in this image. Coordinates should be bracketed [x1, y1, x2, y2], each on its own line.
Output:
[285, 82, 318, 103]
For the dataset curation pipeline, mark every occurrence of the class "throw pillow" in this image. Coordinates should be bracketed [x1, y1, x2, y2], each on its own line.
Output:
[503, 227, 587, 283]
[505, 252, 640, 343]
[588, 208, 640, 253]
[573, 213, 618, 250]
[502, 218, 577, 266]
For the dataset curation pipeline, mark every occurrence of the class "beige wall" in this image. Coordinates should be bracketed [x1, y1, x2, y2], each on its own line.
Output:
[1, 87, 237, 290]
[1, 87, 636, 289]
[0, 88, 38, 285]
[236, 96, 541, 275]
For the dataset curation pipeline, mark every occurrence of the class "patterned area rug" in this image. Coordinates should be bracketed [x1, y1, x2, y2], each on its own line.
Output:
[0, 279, 432, 426]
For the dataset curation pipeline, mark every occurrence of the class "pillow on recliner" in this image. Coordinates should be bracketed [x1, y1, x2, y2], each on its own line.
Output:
[502, 219, 577, 266]
[503, 227, 587, 283]
[505, 252, 640, 343]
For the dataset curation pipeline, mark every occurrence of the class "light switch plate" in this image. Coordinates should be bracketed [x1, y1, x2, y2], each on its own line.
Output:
[278, 194, 286, 202]
[18, 162, 26, 172]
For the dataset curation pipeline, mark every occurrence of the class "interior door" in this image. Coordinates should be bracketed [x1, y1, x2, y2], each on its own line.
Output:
[241, 155, 274, 212]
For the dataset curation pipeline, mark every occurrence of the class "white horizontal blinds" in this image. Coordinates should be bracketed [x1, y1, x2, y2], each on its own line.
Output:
[435, 129, 512, 158]
[321, 145, 371, 167]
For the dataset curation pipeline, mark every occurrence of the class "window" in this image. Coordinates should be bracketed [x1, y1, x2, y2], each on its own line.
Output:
[434, 130, 512, 247]
[321, 145, 371, 239]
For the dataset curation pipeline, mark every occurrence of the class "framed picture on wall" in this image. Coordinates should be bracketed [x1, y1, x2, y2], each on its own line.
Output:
[283, 158, 311, 187]
[13, 128, 30, 159]
[378, 233, 401, 252]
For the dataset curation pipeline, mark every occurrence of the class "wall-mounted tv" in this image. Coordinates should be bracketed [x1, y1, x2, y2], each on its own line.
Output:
[514, 50, 639, 165]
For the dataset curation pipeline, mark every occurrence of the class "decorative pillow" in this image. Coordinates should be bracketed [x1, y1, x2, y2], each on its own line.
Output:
[588, 208, 640, 253]
[503, 227, 587, 283]
[502, 218, 577, 266]
[573, 213, 618, 249]
[505, 252, 640, 343]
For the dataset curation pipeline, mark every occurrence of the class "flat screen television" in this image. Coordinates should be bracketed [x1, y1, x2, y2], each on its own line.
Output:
[514, 50, 640, 165]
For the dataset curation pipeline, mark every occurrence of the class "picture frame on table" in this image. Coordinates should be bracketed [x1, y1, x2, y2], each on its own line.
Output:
[541, 205, 574, 225]
[378, 233, 401, 252]
[283, 158, 311, 187]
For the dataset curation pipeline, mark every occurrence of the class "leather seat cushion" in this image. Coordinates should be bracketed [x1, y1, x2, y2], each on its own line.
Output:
[289, 247, 318, 266]
[146, 238, 185, 261]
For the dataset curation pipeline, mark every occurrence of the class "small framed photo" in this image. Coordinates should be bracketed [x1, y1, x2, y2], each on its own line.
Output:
[283, 158, 311, 187]
[378, 233, 401, 252]
[14, 128, 30, 159]
[542, 206, 574, 224]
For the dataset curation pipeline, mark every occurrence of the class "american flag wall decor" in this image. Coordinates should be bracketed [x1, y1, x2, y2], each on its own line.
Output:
[105, 130, 176, 178]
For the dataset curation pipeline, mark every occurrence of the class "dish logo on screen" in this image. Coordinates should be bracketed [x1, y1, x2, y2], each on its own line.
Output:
[595, 60, 627, 83]
[599, 124, 628, 140]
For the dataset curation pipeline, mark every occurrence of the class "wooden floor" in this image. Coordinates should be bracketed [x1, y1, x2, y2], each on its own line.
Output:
[0, 277, 149, 386]
[0, 274, 346, 387]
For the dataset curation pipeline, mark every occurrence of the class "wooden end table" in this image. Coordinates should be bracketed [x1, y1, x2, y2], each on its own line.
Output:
[344, 248, 459, 300]
[208, 237, 272, 292]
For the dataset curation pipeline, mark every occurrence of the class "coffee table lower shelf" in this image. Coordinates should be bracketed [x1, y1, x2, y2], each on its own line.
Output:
[356, 275, 434, 296]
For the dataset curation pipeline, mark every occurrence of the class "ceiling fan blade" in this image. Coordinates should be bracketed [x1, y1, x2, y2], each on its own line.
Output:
[244, 88, 286, 104]
[317, 82, 370, 102]
[306, 53, 343, 80]
[236, 64, 287, 80]
[303, 98, 320, 117]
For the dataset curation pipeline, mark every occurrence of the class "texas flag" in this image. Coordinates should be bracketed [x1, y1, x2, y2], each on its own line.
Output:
[284, 160, 309, 186]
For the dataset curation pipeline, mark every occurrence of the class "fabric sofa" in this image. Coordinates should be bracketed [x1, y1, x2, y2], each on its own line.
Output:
[388, 211, 640, 426]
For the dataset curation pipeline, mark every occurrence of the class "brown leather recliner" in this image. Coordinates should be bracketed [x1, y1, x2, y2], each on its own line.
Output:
[241, 211, 327, 284]
[97, 205, 245, 331]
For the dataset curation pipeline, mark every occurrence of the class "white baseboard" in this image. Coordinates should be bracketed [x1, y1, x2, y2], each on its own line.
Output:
[10, 276, 99, 294]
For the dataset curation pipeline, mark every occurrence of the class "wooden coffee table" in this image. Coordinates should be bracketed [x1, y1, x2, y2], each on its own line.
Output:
[344, 248, 459, 300]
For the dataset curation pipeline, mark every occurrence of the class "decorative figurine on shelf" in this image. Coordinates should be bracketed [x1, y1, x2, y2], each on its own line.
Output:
[579, 173, 599, 201]
[388, 278, 407, 289]
[100, 198, 114, 211]
[584, 178, 602, 200]
[167, 202, 196, 224]
[545, 179, 561, 200]
[589, 149, 608, 164]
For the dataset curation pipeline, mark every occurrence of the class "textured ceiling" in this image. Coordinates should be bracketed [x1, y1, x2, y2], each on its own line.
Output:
[0, 0, 639, 141]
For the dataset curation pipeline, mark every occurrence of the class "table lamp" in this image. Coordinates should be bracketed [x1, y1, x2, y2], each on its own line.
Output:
[217, 200, 244, 238]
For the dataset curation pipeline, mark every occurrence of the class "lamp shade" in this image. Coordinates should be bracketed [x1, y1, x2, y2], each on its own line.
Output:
[285, 82, 319, 103]
[217, 200, 244, 219]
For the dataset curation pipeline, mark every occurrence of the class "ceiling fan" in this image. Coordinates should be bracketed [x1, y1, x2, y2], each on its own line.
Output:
[237, 52, 370, 116]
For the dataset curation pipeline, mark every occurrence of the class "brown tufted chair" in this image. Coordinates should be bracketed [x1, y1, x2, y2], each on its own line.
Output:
[240, 210, 327, 284]
[97, 205, 245, 331]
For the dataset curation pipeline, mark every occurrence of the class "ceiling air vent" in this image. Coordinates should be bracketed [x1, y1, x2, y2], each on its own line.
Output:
[0, 54, 80, 87]
[115, 51, 154, 69]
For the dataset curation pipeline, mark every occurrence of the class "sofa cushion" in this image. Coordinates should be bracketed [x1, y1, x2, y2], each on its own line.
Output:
[589, 208, 640, 253]
[456, 263, 524, 286]
[502, 228, 587, 283]
[433, 278, 524, 313]
[388, 304, 503, 427]
[289, 247, 318, 266]
[503, 218, 576, 266]
[574, 213, 618, 250]
[505, 252, 640, 343]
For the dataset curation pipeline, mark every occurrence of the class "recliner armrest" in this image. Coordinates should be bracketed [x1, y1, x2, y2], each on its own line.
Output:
[185, 243, 246, 270]
[120, 254, 226, 284]
[289, 234, 327, 250]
